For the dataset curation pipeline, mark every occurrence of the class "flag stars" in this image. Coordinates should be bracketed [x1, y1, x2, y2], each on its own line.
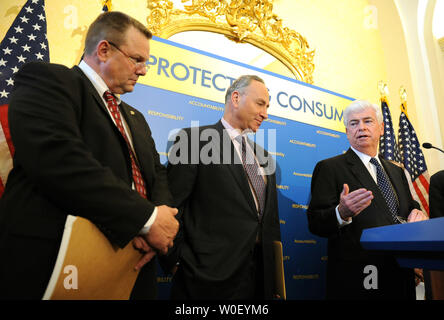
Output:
[0, 0, 49, 105]
[22, 44, 31, 52]
[9, 36, 18, 44]
[14, 25, 24, 33]
[0, 90, 9, 98]
[20, 16, 29, 23]
[32, 23, 41, 31]
[17, 55, 27, 63]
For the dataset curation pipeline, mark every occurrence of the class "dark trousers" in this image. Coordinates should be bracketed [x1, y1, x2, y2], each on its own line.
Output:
[171, 244, 265, 300]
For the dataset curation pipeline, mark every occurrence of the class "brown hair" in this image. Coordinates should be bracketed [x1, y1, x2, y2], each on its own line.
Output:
[84, 11, 152, 55]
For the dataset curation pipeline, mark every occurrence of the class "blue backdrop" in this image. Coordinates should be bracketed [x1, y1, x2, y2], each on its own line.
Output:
[123, 41, 353, 299]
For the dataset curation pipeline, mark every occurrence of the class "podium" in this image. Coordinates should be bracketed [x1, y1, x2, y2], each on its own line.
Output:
[360, 217, 444, 299]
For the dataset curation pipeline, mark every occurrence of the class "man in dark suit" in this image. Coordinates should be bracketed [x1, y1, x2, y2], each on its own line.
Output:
[0, 11, 178, 299]
[430, 170, 444, 218]
[165, 75, 281, 299]
[307, 99, 427, 300]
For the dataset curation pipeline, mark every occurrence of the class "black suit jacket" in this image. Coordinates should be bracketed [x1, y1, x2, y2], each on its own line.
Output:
[0, 62, 172, 299]
[430, 170, 444, 218]
[166, 121, 281, 299]
[307, 148, 419, 299]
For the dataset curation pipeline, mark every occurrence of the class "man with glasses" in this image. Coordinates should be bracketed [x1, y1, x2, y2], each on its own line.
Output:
[306, 100, 427, 300]
[0, 11, 178, 299]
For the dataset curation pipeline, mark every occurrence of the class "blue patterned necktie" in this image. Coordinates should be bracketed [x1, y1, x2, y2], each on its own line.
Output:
[369, 157, 399, 223]
[236, 135, 266, 219]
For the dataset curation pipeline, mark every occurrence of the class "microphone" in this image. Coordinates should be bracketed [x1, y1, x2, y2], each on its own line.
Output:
[422, 142, 444, 154]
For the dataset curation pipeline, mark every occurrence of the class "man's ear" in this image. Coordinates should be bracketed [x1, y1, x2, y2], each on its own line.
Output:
[96, 40, 111, 62]
[231, 91, 240, 108]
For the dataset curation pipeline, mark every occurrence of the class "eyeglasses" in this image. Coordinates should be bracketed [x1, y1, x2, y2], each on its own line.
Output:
[107, 41, 148, 72]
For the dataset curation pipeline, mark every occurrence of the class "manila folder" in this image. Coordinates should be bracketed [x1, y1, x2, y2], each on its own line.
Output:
[42, 215, 142, 300]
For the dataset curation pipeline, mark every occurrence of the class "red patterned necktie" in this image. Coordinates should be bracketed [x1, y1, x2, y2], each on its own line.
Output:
[103, 90, 147, 199]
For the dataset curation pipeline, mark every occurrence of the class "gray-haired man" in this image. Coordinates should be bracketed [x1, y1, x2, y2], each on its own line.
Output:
[165, 75, 281, 299]
[307, 99, 427, 300]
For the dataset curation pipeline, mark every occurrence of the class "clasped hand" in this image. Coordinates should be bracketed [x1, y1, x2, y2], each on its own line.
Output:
[132, 205, 179, 270]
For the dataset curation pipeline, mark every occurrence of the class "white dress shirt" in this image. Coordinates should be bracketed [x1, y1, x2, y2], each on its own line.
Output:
[78, 61, 156, 234]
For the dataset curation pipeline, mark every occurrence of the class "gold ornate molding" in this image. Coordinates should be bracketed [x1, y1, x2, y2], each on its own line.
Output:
[146, 0, 315, 83]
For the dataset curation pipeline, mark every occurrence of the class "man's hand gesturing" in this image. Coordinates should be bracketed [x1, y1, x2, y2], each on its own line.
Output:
[338, 184, 373, 221]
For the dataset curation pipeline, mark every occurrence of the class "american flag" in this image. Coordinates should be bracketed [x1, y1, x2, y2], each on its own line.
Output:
[378, 99, 402, 163]
[0, 0, 49, 197]
[398, 106, 430, 215]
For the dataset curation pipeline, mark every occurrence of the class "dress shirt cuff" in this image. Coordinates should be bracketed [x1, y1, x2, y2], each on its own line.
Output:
[139, 207, 158, 235]
[335, 205, 352, 227]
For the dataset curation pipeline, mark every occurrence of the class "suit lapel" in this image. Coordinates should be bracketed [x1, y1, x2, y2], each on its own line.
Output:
[119, 102, 141, 161]
[119, 102, 156, 189]
[345, 149, 394, 224]
[73, 66, 109, 115]
[73, 66, 141, 185]
[213, 121, 259, 218]
[73, 66, 129, 148]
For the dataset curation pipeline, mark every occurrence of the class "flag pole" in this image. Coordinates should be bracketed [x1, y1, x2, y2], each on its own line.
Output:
[378, 80, 389, 104]
[102, 0, 112, 12]
[399, 86, 409, 119]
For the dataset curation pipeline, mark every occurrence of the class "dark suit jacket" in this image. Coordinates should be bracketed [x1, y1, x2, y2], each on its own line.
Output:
[430, 170, 444, 218]
[307, 148, 419, 300]
[0, 62, 172, 299]
[165, 121, 281, 299]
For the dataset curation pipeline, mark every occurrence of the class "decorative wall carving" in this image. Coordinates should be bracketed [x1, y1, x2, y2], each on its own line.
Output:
[146, 0, 315, 83]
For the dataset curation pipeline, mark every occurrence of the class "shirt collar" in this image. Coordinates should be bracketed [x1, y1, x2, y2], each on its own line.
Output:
[78, 60, 121, 104]
[350, 146, 381, 166]
[221, 117, 243, 141]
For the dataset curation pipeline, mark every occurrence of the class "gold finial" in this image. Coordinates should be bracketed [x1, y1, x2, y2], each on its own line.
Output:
[399, 86, 408, 117]
[102, 0, 112, 11]
[378, 81, 389, 103]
